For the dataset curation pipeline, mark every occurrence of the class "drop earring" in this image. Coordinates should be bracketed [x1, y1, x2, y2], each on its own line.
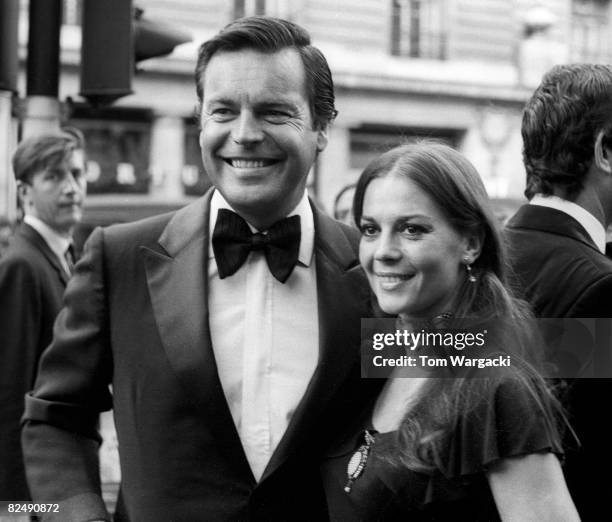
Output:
[464, 256, 476, 283]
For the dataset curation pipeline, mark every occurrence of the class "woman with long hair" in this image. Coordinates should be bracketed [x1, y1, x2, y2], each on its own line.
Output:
[321, 142, 578, 521]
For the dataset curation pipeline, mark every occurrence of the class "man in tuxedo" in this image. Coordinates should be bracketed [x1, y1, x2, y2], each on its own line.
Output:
[0, 130, 86, 501]
[505, 64, 612, 520]
[22, 17, 376, 521]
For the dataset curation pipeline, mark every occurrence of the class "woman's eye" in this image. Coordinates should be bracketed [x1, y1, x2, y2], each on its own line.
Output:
[400, 224, 425, 236]
[359, 224, 378, 237]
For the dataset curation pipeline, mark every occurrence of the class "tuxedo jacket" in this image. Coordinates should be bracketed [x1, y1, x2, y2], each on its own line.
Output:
[505, 204, 612, 317]
[505, 204, 612, 521]
[22, 192, 379, 522]
[0, 223, 70, 501]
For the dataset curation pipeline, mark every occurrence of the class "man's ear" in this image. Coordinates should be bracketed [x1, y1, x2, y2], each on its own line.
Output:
[16, 180, 29, 203]
[316, 124, 328, 153]
[594, 130, 612, 174]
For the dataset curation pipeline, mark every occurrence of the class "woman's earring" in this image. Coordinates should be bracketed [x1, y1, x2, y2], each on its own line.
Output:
[464, 256, 476, 283]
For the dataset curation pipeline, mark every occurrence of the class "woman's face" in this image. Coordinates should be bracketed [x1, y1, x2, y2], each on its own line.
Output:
[359, 173, 473, 319]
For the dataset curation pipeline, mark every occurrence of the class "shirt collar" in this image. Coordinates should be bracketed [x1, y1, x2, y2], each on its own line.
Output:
[209, 189, 315, 266]
[24, 215, 72, 261]
[530, 194, 606, 253]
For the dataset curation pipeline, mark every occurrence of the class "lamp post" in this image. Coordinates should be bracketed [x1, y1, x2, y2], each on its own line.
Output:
[0, 0, 19, 220]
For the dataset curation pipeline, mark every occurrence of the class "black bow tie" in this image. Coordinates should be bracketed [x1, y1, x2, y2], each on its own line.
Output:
[212, 209, 301, 283]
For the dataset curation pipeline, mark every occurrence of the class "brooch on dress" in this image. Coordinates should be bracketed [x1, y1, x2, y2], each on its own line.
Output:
[344, 430, 376, 493]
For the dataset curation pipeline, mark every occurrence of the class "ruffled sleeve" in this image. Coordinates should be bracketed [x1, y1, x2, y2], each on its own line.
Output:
[443, 374, 563, 478]
[414, 373, 564, 509]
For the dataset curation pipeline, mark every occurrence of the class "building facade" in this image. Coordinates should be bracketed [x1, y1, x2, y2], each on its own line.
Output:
[6, 0, 610, 225]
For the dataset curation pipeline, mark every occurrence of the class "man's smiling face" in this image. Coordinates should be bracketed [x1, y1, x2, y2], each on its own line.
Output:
[199, 47, 328, 228]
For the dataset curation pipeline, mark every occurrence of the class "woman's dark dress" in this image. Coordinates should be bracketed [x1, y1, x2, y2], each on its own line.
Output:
[321, 376, 563, 521]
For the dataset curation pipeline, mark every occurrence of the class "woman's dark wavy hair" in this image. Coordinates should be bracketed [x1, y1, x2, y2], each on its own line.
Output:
[353, 141, 564, 471]
[195, 16, 337, 130]
[522, 63, 612, 200]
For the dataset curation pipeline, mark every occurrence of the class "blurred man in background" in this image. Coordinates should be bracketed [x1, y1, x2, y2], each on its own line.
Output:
[332, 182, 356, 227]
[0, 129, 86, 501]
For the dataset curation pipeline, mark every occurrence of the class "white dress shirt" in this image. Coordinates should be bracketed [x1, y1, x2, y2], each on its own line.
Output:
[208, 190, 319, 481]
[23, 215, 73, 276]
[530, 194, 606, 253]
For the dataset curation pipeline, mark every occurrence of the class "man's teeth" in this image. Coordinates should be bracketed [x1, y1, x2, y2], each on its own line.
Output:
[229, 159, 272, 168]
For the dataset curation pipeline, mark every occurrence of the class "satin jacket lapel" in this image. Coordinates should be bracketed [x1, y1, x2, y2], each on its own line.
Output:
[20, 223, 70, 285]
[141, 191, 253, 479]
[262, 206, 368, 481]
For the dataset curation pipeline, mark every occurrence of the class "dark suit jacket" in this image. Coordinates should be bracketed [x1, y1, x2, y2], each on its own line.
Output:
[505, 204, 612, 521]
[0, 223, 69, 501]
[22, 192, 379, 522]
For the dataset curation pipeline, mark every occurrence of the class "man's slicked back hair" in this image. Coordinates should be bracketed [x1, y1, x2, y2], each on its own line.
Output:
[195, 16, 337, 130]
[522, 63, 612, 200]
